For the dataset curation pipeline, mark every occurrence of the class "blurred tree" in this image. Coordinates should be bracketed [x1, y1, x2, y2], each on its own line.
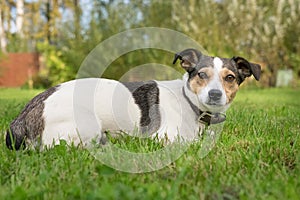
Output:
[0, 0, 12, 53]
[42, 0, 61, 44]
[0, 6, 7, 53]
[172, 0, 222, 54]
[16, 0, 24, 37]
[36, 41, 73, 86]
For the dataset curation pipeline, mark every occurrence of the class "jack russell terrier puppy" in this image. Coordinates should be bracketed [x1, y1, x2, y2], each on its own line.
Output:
[6, 48, 261, 150]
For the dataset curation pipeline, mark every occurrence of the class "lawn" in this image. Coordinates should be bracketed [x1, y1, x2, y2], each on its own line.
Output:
[0, 87, 299, 200]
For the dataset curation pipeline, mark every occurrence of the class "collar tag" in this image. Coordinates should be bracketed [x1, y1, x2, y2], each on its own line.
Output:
[198, 112, 226, 125]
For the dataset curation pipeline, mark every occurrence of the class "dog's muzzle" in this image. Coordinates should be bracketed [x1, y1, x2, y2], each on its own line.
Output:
[182, 87, 226, 125]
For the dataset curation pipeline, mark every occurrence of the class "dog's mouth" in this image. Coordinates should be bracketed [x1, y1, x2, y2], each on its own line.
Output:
[206, 101, 223, 106]
[202, 100, 227, 113]
[203, 102, 226, 113]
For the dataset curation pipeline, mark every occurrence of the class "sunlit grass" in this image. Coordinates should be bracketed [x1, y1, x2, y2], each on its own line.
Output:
[0, 87, 299, 199]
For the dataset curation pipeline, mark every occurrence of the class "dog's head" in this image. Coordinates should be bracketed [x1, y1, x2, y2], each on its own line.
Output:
[173, 48, 261, 113]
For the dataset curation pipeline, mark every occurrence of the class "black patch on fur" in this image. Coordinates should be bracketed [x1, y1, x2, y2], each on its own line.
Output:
[187, 55, 214, 81]
[122, 81, 161, 134]
[220, 58, 243, 84]
[6, 86, 59, 150]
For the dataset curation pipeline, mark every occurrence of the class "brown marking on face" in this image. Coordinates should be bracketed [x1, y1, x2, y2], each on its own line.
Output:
[220, 68, 239, 103]
[189, 67, 213, 94]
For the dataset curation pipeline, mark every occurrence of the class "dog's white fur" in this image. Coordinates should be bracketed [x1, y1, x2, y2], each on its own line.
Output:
[42, 79, 137, 145]
[42, 76, 202, 146]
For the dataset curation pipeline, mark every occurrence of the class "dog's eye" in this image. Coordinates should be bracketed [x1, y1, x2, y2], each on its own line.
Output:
[198, 72, 209, 79]
[225, 74, 235, 82]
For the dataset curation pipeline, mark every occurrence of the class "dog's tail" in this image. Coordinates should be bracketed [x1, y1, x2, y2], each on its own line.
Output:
[6, 120, 26, 150]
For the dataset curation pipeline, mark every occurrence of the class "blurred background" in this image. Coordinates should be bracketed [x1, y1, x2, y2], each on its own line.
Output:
[0, 0, 299, 88]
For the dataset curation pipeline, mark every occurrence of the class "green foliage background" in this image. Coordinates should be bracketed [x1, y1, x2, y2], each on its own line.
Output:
[0, 0, 300, 87]
[0, 88, 299, 199]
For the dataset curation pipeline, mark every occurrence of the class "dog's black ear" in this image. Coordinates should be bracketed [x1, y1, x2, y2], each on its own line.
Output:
[173, 48, 202, 73]
[232, 56, 261, 82]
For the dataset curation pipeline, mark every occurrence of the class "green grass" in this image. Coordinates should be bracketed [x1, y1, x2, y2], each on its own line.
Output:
[0, 87, 299, 200]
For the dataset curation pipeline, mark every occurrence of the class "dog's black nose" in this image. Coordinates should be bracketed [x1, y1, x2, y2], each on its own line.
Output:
[208, 89, 222, 101]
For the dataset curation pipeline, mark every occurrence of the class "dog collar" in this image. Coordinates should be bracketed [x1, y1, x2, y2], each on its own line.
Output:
[182, 87, 226, 125]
